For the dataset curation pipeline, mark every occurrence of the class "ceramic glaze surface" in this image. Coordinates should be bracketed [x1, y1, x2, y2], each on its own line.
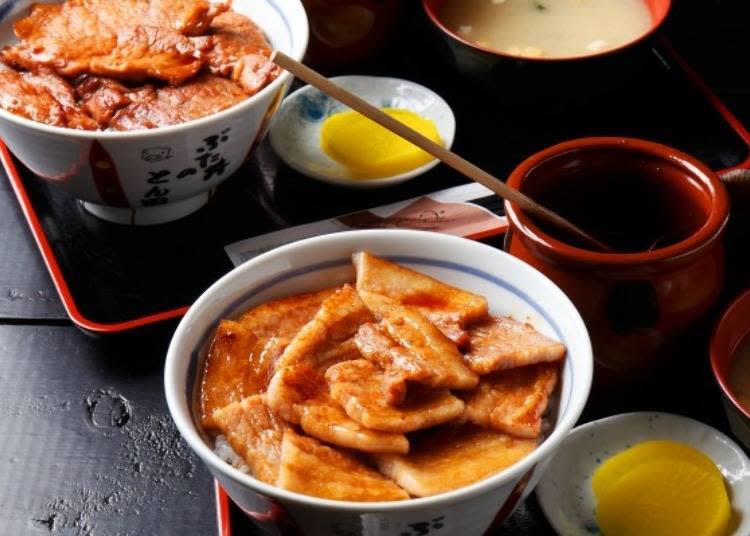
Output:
[505, 137, 729, 372]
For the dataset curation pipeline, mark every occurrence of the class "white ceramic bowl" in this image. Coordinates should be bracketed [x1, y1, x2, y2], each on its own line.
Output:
[269, 76, 455, 188]
[165, 229, 593, 536]
[0, 0, 308, 225]
[536, 412, 750, 536]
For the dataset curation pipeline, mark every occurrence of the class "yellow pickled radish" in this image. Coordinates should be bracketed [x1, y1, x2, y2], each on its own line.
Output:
[320, 108, 441, 179]
[596, 458, 731, 536]
[592, 440, 722, 498]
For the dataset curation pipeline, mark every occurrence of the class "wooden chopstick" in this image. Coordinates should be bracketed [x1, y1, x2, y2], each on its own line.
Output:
[271, 51, 612, 253]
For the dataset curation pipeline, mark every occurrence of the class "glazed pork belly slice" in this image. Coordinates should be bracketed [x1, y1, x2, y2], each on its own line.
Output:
[353, 322, 432, 406]
[211, 395, 288, 484]
[267, 354, 409, 454]
[353, 251, 489, 346]
[0, 69, 97, 129]
[463, 362, 559, 439]
[108, 74, 247, 130]
[149, 0, 230, 35]
[277, 429, 409, 501]
[0, 0, 218, 85]
[462, 316, 567, 375]
[356, 291, 478, 405]
[74, 76, 135, 126]
[326, 359, 465, 433]
[273, 285, 374, 370]
[200, 288, 334, 428]
[376, 424, 537, 497]
[267, 286, 409, 454]
[235, 288, 338, 348]
[206, 12, 271, 73]
[435, 321, 471, 349]
[211, 396, 408, 500]
[206, 11, 279, 95]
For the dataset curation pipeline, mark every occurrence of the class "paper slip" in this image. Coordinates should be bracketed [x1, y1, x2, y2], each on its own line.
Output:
[224, 182, 508, 266]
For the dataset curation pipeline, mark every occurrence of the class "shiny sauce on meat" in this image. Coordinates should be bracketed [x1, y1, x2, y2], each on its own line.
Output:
[0, 0, 279, 130]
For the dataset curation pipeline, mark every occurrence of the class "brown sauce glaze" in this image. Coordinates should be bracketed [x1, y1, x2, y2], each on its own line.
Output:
[0, 0, 279, 130]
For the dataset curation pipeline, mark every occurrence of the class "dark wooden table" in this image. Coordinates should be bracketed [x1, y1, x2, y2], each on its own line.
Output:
[2, 1, 750, 534]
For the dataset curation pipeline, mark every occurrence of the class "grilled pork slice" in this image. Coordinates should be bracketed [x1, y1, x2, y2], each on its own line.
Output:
[206, 12, 279, 95]
[463, 316, 567, 375]
[463, 363, 559, 439]
[0, 0, 231, 79]
[376, 424, 537, 497]
[1, 0, 213, 85]
[274, 285, 374, 370]
[0, 70, 98, 129]
[357, 291, 478, 398]
[108, 75, 247, 130]
[211, 395, 288, 485]
[267, 358, 409, 454]
[74, 75, 133, 126]
[434, 320, 471, 349]
[354, 321, 432, 405]
[353, 251, 488, 328]
[277, 429, 409, 501]
[268, 287, 407, 453]
[149, 0, 230, 36]
[326, 359, 465, 433]
[200, 288, 334, 428]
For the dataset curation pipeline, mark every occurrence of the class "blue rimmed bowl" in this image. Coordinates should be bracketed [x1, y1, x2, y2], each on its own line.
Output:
[164, 229, 592, 535]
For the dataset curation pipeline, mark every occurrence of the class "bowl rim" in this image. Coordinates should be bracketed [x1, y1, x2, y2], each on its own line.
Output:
[164, 229, 593, 511]
[503, 137, 730, 267]
[421, 0, 672, 63]
[0, 0, 309, 139]
[710, 288, 750, 421]
[268, 74, 456, 188]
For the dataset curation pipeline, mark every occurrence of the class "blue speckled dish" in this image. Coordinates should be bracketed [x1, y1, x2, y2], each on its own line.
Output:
[536, 412, 750, 536]
[268, 76, 456, 188]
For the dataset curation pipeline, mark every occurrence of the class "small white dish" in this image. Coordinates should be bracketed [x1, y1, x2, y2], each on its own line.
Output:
[269, 75, 455, 188]
[536, 412, 750, 536]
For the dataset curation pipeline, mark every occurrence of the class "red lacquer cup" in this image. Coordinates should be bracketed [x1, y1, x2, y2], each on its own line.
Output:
[504, 137, 730, 372]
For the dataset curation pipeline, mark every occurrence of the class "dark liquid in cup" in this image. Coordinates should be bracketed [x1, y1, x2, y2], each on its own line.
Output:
[523, 155, 710, 253]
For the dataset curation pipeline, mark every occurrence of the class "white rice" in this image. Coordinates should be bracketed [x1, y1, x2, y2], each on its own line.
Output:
[213, 434, 250, 473]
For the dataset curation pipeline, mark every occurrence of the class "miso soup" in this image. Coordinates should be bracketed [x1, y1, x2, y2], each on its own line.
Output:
[439, 0, 652, 59]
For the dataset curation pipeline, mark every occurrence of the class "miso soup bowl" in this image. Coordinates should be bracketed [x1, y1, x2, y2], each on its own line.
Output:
[710, 289, 750, 450]
[422, 0, 671, 83]
[165, 229, 593, 535]
[0, 0, 308, 225]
